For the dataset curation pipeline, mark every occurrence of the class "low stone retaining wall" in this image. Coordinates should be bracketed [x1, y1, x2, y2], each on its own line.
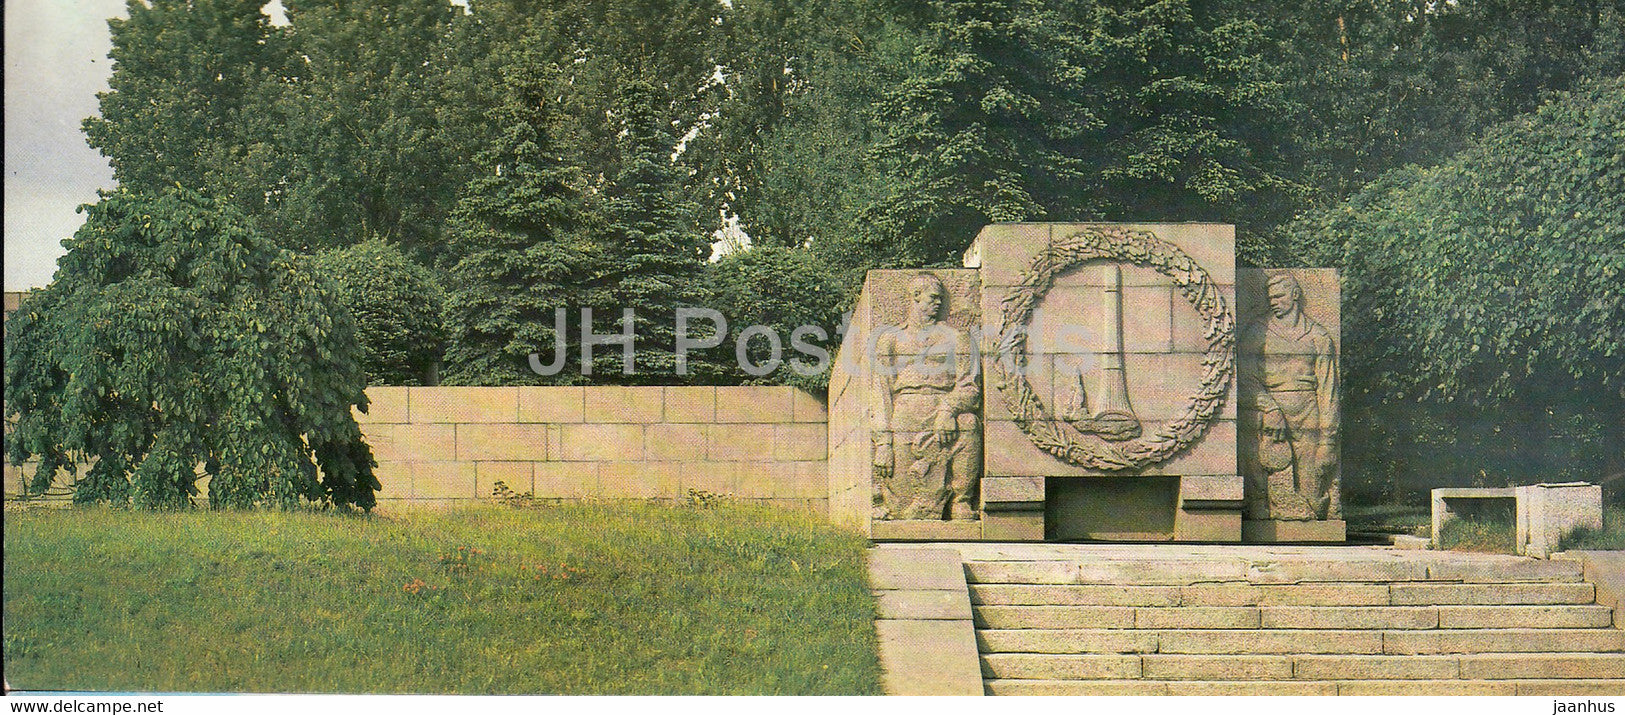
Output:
[5, 385, 829, 514]
[358, 385, 829, 513]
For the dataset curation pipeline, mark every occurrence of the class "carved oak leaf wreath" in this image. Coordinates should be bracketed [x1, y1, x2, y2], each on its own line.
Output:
[992, 226, 1236, 471]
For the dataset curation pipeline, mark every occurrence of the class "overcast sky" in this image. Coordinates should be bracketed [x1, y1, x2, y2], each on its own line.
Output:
[4, 0, 128, 290]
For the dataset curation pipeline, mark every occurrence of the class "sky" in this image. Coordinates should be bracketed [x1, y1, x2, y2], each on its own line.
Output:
[1, 0, 742, 290]
[4, 0, 126, 290]
[3, 0, 303, 291]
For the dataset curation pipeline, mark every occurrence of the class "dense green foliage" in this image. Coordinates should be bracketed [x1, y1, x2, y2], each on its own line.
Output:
[3, 505, 883, 694]
[598, 79, 717, 381]
[3, 189, 379, 509]
[58, 0, 1625, 498]
[706, 246, 847, 391]
[84, 0, 294, 220]
[1264, 0, 1625, 202]
[311, 241, 449, 386]
[842, 0, 1302, 269]
[271, 0, 467, 256]
[1284, 78, 1625, 500]
[437, 40, 607, 386]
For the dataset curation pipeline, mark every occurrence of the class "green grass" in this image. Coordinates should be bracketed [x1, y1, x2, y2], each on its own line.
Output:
[2, 502, 882, 694]
[1345, 502, 1432, 537]
[1437, 512, 1518, 554]
[1560, 505, 1625, 551]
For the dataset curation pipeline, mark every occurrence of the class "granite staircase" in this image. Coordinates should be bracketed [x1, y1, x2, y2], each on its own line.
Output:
[961, 545, 1625, 696]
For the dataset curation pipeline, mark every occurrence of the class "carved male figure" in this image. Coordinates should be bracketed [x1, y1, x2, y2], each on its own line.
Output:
[1243, 272, 1340, 520]
[871, 273, 982, 520]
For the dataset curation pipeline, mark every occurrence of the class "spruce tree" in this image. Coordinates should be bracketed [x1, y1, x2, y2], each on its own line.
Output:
[855, 0, 1051, 268]
[598, 78, 716, 381]
[441, 59, 603, 386]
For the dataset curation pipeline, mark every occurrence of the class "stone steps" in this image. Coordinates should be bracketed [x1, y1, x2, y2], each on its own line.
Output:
[974, 604, 1615, 630]
[970, 581, 1598, 606]
[980, 652, 1625, 681]
[983, 679, 1625, 696]
[948, 545, 1625, 695]
[977, 628, 1625, 654]
[965, 556, 1587, 586]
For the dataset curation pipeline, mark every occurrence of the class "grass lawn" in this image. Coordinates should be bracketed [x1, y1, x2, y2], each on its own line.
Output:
[1345, 502, 1432, 537]
[1562, 505, 1625, 551]
[1436, 512, 1518, 554]
[1434, 504, 1625, 555]
[2, 502, 882, 694]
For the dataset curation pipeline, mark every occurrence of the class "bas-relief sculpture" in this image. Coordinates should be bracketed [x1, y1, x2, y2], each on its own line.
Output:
[1240, 271, 1341, 522]
[832, 225, 1341, 542]
[1058, 264, 1142, 442]
[990, 226, 1235, 472]
[870, 274, 983, 521]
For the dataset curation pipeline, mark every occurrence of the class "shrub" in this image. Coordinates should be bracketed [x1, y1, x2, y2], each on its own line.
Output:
[312, 240, 447, 385]
[1283, 78, 1625, 502]
[706, 246, 846, 391]
[3, 188, 379, 509]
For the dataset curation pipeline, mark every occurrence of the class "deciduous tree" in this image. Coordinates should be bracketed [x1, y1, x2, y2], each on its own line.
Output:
[1284, 78, 1625, 497]
[4, 189, 380, 509]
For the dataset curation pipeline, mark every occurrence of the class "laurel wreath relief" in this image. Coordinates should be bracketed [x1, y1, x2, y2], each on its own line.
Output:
[991, 226, 1236, 471]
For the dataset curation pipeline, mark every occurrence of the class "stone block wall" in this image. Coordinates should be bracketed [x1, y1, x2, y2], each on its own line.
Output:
[4, 385, 828, 513]
[358, 386, 829, 512]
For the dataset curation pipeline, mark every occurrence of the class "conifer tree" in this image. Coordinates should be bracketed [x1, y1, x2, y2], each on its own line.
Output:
[441, 59, 603, 385]
[597, 78, 717, 381]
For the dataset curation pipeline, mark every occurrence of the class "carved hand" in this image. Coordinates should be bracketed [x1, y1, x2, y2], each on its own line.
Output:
[932, 411, 957, 449]
[873, 442, 893, 479]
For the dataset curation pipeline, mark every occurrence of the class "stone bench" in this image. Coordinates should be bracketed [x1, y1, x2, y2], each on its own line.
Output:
[1431, 483, 1603, 558]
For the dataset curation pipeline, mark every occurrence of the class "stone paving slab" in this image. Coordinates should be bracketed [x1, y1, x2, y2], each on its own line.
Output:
[890, 543, 1592, 586]
[970, 584, 1181, 606]
[1158, 629, 1384, 655]
[975, 605, 1136, 630]
[1390, 582, 1596, 605]
[1172, 681, 1337, 696]
[876, 590, 973, 620]
[868, 547, 982, 696]
[985, 678, 1625, 697]
[875, 619, 983, 695]
[1437, 604, 1613, 629]
[984, 679, 1170, 696]
[1458, 652, 1625, 679]
[977, 629, 1161, 654]
[1513, 679, 1625, 696]
[1335, 680, 1517, 696]
[868, 547, 969, 592]
[981, 653, 1141, 680]
[1293, 654, 1460, 680]
[1142, 654, 1293, 680]
[1382, 628, 1625, 654]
